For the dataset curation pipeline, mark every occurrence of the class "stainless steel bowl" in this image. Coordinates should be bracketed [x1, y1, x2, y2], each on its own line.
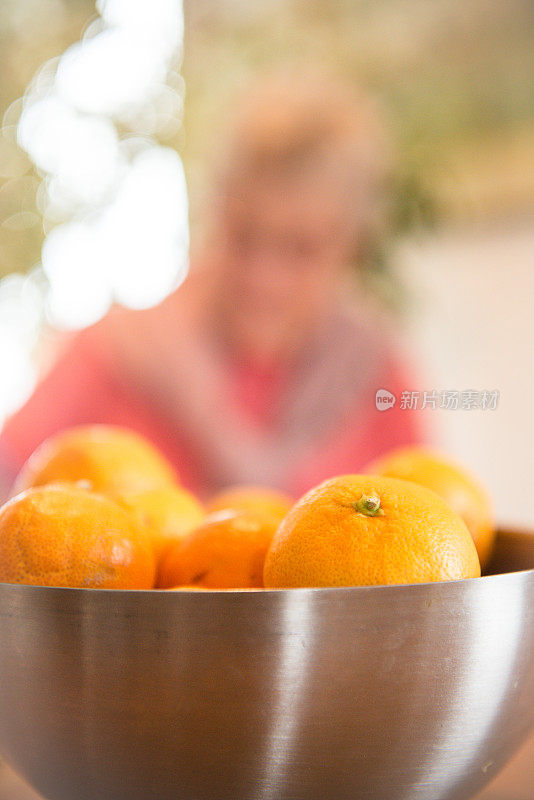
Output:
[0, 529, 533, 800]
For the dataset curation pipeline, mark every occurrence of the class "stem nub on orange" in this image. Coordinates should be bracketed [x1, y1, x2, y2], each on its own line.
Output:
[263, 475, 481, 588]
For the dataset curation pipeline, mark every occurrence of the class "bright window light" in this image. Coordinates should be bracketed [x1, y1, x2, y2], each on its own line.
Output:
[0, 0, 187, 427]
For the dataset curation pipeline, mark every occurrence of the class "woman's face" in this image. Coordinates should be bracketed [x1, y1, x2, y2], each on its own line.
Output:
[212, 170, 355, 363]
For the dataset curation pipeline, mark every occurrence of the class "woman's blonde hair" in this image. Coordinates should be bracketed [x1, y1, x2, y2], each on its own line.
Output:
[215, 70, 391, 254]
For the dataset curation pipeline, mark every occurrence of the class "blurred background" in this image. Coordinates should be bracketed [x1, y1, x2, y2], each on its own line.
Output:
[0, 4, 534, 799]
[0, 0, 533, 514]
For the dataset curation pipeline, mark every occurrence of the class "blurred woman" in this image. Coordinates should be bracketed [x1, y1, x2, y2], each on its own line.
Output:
[0, 73, 425, 499]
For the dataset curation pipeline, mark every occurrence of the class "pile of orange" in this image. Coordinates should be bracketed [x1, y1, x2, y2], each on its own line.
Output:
[0, 426, 494, 591]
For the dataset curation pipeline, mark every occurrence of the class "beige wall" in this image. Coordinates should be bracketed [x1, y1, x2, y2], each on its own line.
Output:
[395, 222, 534, 529]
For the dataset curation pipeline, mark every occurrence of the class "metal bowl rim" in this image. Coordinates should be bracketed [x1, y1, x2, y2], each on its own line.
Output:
[0, 565, 533, 598]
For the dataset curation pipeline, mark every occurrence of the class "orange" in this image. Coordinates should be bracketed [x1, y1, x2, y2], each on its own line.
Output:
[206, 485, 293, 524]
[167, 586, 210, 591]
[263, 475, 480, 588]
[158, 510, 279, 589]
[13, 425, 177, 497]
[367, 447, 495, 568]
[167, 587, 260, 591]
[0, 484, 155, 589]
[117, 486, 204, 570]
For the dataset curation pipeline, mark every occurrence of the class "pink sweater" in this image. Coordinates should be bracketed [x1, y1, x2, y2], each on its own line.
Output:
[0, 304, 426, 501]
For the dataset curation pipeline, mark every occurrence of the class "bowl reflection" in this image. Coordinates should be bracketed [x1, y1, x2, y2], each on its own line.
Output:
[0, 529, 533, 800]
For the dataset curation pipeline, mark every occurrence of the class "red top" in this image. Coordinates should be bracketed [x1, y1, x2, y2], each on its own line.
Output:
[0, 318, 426, 501]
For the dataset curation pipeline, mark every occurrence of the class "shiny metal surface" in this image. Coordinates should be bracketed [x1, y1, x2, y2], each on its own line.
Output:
[0, 529, 533, 800]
